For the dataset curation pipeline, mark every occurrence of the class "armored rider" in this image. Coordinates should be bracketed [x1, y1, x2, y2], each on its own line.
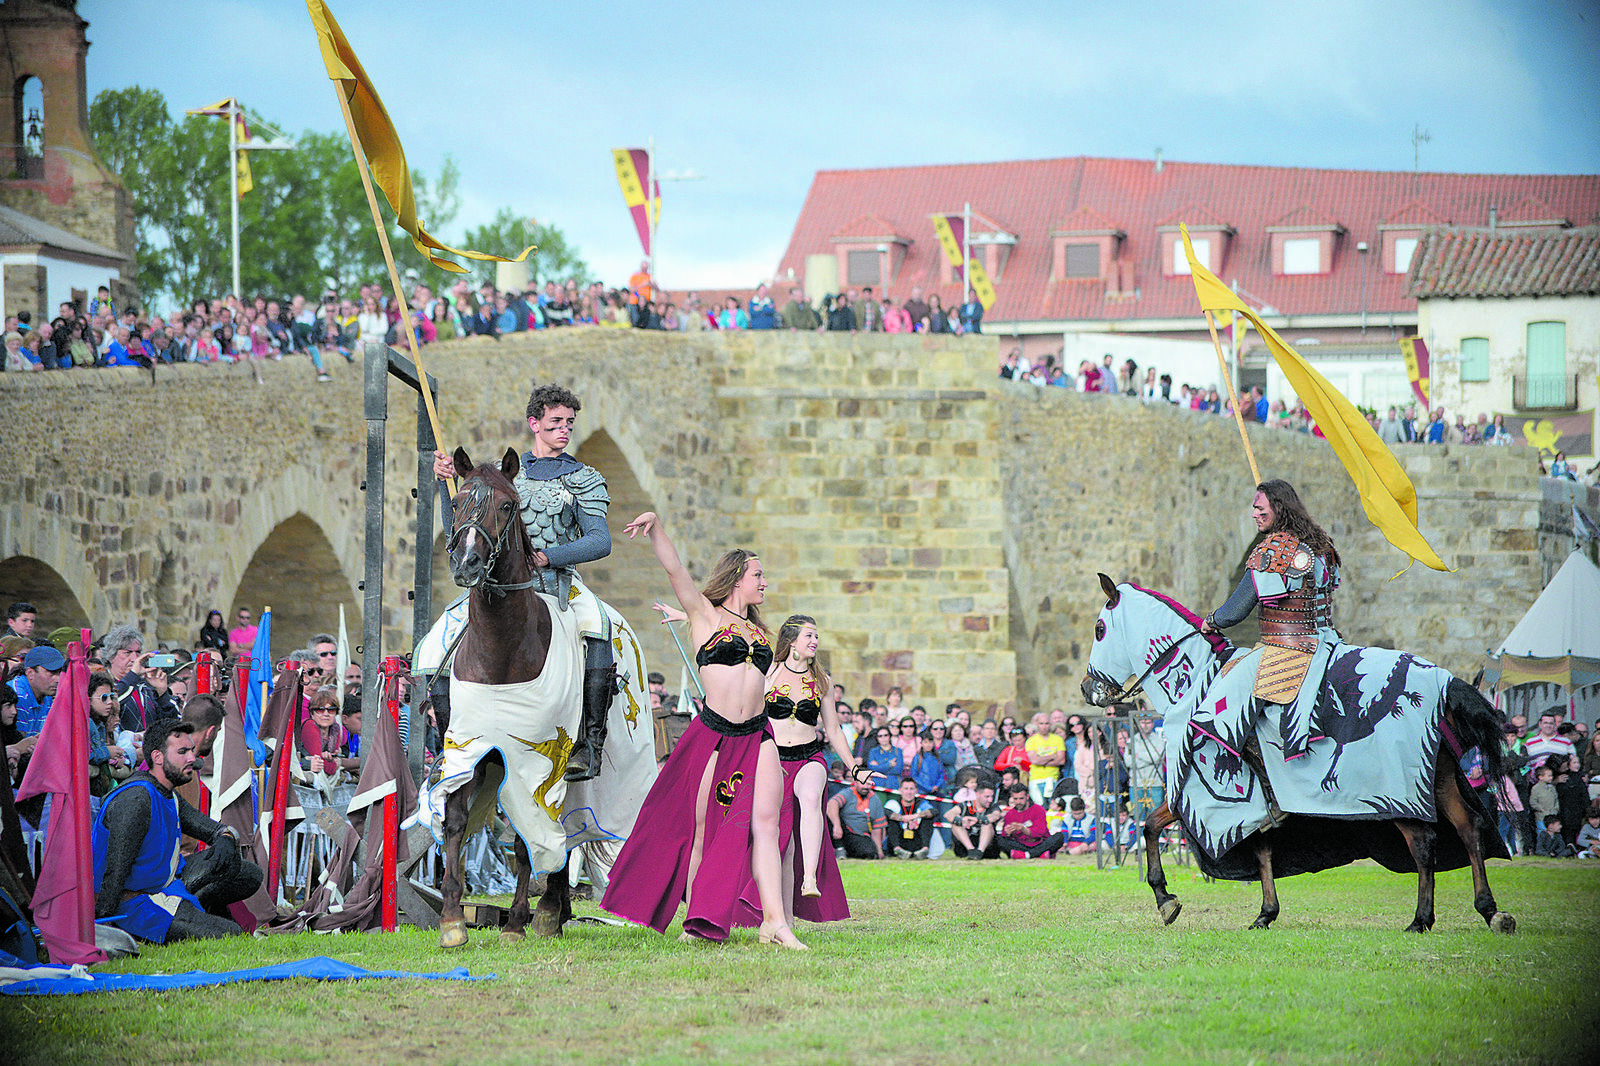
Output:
[1200, 479, 1341, 758]
[432, 383, 615, 782]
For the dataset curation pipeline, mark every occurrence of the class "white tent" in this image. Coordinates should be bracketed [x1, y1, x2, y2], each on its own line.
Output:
[1486, 551, 1600, 692]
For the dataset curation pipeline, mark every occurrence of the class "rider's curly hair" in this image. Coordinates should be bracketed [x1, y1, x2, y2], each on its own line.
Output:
[525, 383, 582, 421]
[1257, 479, 1341, 568]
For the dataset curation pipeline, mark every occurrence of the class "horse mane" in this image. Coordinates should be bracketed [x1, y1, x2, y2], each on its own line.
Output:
[1127, 582, 1232, 658]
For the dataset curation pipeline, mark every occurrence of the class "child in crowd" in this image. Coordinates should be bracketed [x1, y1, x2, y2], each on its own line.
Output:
[1576, 808, 1600, 859]
[1536, 815, 1577, 858]
[1046, 796, 1068, 835]
[1529, 763, 1559, 828]
[1063, 797, 1096, 855]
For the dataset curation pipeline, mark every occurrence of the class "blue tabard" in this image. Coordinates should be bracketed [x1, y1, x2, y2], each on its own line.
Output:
[91, 777, 201, 943]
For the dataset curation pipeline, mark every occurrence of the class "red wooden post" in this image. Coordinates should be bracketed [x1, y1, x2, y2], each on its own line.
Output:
[380, 656, 405, 931]
[195, 652, 212, 695]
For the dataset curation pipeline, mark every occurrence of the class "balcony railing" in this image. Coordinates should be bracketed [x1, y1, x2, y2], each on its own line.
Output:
[1512, 371, 1579, 411]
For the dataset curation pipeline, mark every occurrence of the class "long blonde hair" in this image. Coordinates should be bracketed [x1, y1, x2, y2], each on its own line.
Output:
[774, 614, 826, 692]
[702, 548, 767, 634]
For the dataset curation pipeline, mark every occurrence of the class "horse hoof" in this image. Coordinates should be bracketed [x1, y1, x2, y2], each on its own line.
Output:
[440, 919, 468, 949]
[1248, 919, 1273, 930]
[1490, 912, 1516, 935]
[1158, 899, 1182, 925]
[1403, 921, 1430, 934]
[530, 910, 564, 938]
[499, 929, 526, 946]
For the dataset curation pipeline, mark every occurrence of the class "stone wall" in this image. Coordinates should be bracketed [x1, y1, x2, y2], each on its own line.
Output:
[0, 330, 1543, 712]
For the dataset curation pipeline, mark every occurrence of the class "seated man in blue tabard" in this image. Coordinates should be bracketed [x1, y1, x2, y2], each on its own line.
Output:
[92, 718, 263, 942]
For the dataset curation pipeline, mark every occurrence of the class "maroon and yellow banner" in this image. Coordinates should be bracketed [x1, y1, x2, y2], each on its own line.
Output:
[613, 148, 660, 257]
[1400, 336, 1430, 410]
[931, 214, 996, 310]
[1507, 409, 1593, 457]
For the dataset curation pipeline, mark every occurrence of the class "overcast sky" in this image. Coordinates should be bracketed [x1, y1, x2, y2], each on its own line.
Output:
[81, 0, 1600, 289]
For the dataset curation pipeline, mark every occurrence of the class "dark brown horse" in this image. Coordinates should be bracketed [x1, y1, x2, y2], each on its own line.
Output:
[438, 447, 575, 948]
[1083, 576, 1516, 934]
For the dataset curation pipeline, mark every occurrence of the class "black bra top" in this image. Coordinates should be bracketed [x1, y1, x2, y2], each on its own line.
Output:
[765, 673, 822, 727]
[696, 623, 773, 673]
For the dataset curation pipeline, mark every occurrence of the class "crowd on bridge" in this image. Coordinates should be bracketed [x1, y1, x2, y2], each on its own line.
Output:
[0, 260, 985, 384]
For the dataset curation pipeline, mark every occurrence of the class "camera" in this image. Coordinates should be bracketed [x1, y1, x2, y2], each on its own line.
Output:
[147, 653, 180, 670]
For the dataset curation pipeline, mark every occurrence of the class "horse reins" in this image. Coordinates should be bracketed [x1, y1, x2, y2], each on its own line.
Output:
[447, 478, 539, 599]
[1104, 628, 1210, 704]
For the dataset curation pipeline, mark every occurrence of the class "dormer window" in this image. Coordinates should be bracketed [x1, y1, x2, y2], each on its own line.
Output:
[1281, 238, 1321, 274]
[1063, 243, 1099, 277]
[1157, 207, 1233, 278]
[1391, 236, 1418, 274]
[1266, 207, 1343, 276]
[1378, 201, 1442, 276]
[1049, 207, 1124, 287]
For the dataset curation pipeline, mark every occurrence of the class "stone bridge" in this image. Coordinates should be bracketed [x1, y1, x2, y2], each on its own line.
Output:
[0, 331, 1542, 713]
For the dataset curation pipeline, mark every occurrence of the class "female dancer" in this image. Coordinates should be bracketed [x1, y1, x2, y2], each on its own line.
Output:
[743, 615, 863, 927]
[599, 513, 806, 949]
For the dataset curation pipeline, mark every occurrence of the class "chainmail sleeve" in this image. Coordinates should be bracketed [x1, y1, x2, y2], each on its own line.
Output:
[1208, 572, 1259, 629]
[96, 784, 151, 917]
[177, 794, 227, 845]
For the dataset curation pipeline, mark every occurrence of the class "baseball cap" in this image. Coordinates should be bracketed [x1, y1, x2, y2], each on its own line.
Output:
[23, 645, 66, 671]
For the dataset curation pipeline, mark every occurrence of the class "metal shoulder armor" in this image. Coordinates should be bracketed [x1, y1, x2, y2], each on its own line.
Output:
[514, 472, 582, 554]
[561, 464, 610, 519]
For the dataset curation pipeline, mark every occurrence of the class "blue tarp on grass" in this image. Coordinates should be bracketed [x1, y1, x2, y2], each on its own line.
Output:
[1, 955, 495, 996]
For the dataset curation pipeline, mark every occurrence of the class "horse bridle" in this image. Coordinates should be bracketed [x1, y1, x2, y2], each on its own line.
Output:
[447, 476, 538, 599]
[1096, 628, 1210, 704]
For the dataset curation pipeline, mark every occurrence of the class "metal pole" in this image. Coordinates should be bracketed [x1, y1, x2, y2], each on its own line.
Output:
[410, 390, 434, 786]
[646, 136, 656, 287]
[361, 341, 387, 757]
[962, 201, 971, 296]
[229, 100, 241, 299]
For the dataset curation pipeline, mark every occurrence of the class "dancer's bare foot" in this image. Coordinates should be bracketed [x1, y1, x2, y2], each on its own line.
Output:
[800, 875, 821, 898]
[758, 920, 808, 950]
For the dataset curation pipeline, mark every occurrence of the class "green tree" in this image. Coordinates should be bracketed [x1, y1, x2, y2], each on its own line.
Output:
[420, 207, 591, 294]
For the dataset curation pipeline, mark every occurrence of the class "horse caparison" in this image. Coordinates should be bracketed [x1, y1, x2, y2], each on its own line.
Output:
[1084, 575, 1516, 935]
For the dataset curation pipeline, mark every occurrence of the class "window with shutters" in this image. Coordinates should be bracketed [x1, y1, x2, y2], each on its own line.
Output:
[1063, 243, 1099, 278]
[847, 250, 880, 286]
[1524, 321, 1566, 406]
[1459, 337, 1489, 382]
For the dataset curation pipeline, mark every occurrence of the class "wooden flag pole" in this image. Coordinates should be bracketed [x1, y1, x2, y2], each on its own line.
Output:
[332, 87, 455, 496]
[1205, 310, 1262, 486]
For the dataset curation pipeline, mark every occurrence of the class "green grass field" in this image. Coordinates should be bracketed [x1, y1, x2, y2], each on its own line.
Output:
[5, 856, 1597, 1065]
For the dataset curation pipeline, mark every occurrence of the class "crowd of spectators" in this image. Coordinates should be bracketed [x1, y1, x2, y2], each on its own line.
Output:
[0, 263, 992, 388]
[1495, 708, 1600, 859]
[0, 599, 439, 842]
[817, 686, 1163, 863]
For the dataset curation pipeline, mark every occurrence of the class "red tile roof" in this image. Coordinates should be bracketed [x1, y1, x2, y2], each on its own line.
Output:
[829, 214, 910, 242]
[1407, 226, 1600, 299]
[775, 156, 1600, 325]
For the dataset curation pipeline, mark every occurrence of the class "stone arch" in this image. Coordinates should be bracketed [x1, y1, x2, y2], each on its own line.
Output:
[215, 466, 364, 638]
[0, 554, 88, 635]
[12, 73, 43, 177]
[570, 427, 670, 683]
[0, 500, 101, 629]
[232, 513, 362, 658]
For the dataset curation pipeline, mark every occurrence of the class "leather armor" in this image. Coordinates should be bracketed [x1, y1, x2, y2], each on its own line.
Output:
[1247, 532, 1337, 655]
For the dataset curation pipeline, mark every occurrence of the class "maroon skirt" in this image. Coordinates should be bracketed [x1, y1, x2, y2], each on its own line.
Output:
[733, 744, 850, 927]
[600, 712, 771, 941]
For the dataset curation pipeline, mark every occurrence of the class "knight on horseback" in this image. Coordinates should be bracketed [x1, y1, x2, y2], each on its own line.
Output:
[1201, 479, 1342, 760]
[427, 382, 616, 782]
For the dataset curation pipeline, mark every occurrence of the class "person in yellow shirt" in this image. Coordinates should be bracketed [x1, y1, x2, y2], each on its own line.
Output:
[1024, 712, 1066, 804]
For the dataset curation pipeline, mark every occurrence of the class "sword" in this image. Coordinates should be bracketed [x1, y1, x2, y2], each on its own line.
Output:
[659, 614, 706, 703]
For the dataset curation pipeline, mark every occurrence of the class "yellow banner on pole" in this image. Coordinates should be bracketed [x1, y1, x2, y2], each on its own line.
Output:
[305, 0, 532, 272]
[1180, 224, 1450, 574]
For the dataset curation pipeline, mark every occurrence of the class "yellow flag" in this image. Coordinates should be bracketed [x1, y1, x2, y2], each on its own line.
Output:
[1180, 225, 1450, 574]
[305, 0, 532, 272]
[234, 112, 253, 198]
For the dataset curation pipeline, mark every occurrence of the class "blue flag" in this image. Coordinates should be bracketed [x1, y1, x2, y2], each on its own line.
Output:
[243, 607, 273, 766]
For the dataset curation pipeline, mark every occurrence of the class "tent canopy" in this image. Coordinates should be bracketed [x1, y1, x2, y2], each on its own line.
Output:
[1485, 551, 1600, 691]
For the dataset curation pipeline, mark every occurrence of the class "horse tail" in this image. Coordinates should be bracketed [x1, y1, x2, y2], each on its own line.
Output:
[1446, 677, 1508, 786]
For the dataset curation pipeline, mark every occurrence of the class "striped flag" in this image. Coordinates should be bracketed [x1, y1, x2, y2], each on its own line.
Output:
[1399, 336, 1431, 409]
[931, 214, 997, 310]
[612, 148, 659, 256]
[186, 98, 253, 198]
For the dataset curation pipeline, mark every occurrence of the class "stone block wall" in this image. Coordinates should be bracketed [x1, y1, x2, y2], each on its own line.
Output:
[0, 331, 1543, 713]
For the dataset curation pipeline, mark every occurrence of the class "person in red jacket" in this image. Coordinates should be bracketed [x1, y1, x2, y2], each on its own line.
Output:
[993, 727, 1031, 779]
